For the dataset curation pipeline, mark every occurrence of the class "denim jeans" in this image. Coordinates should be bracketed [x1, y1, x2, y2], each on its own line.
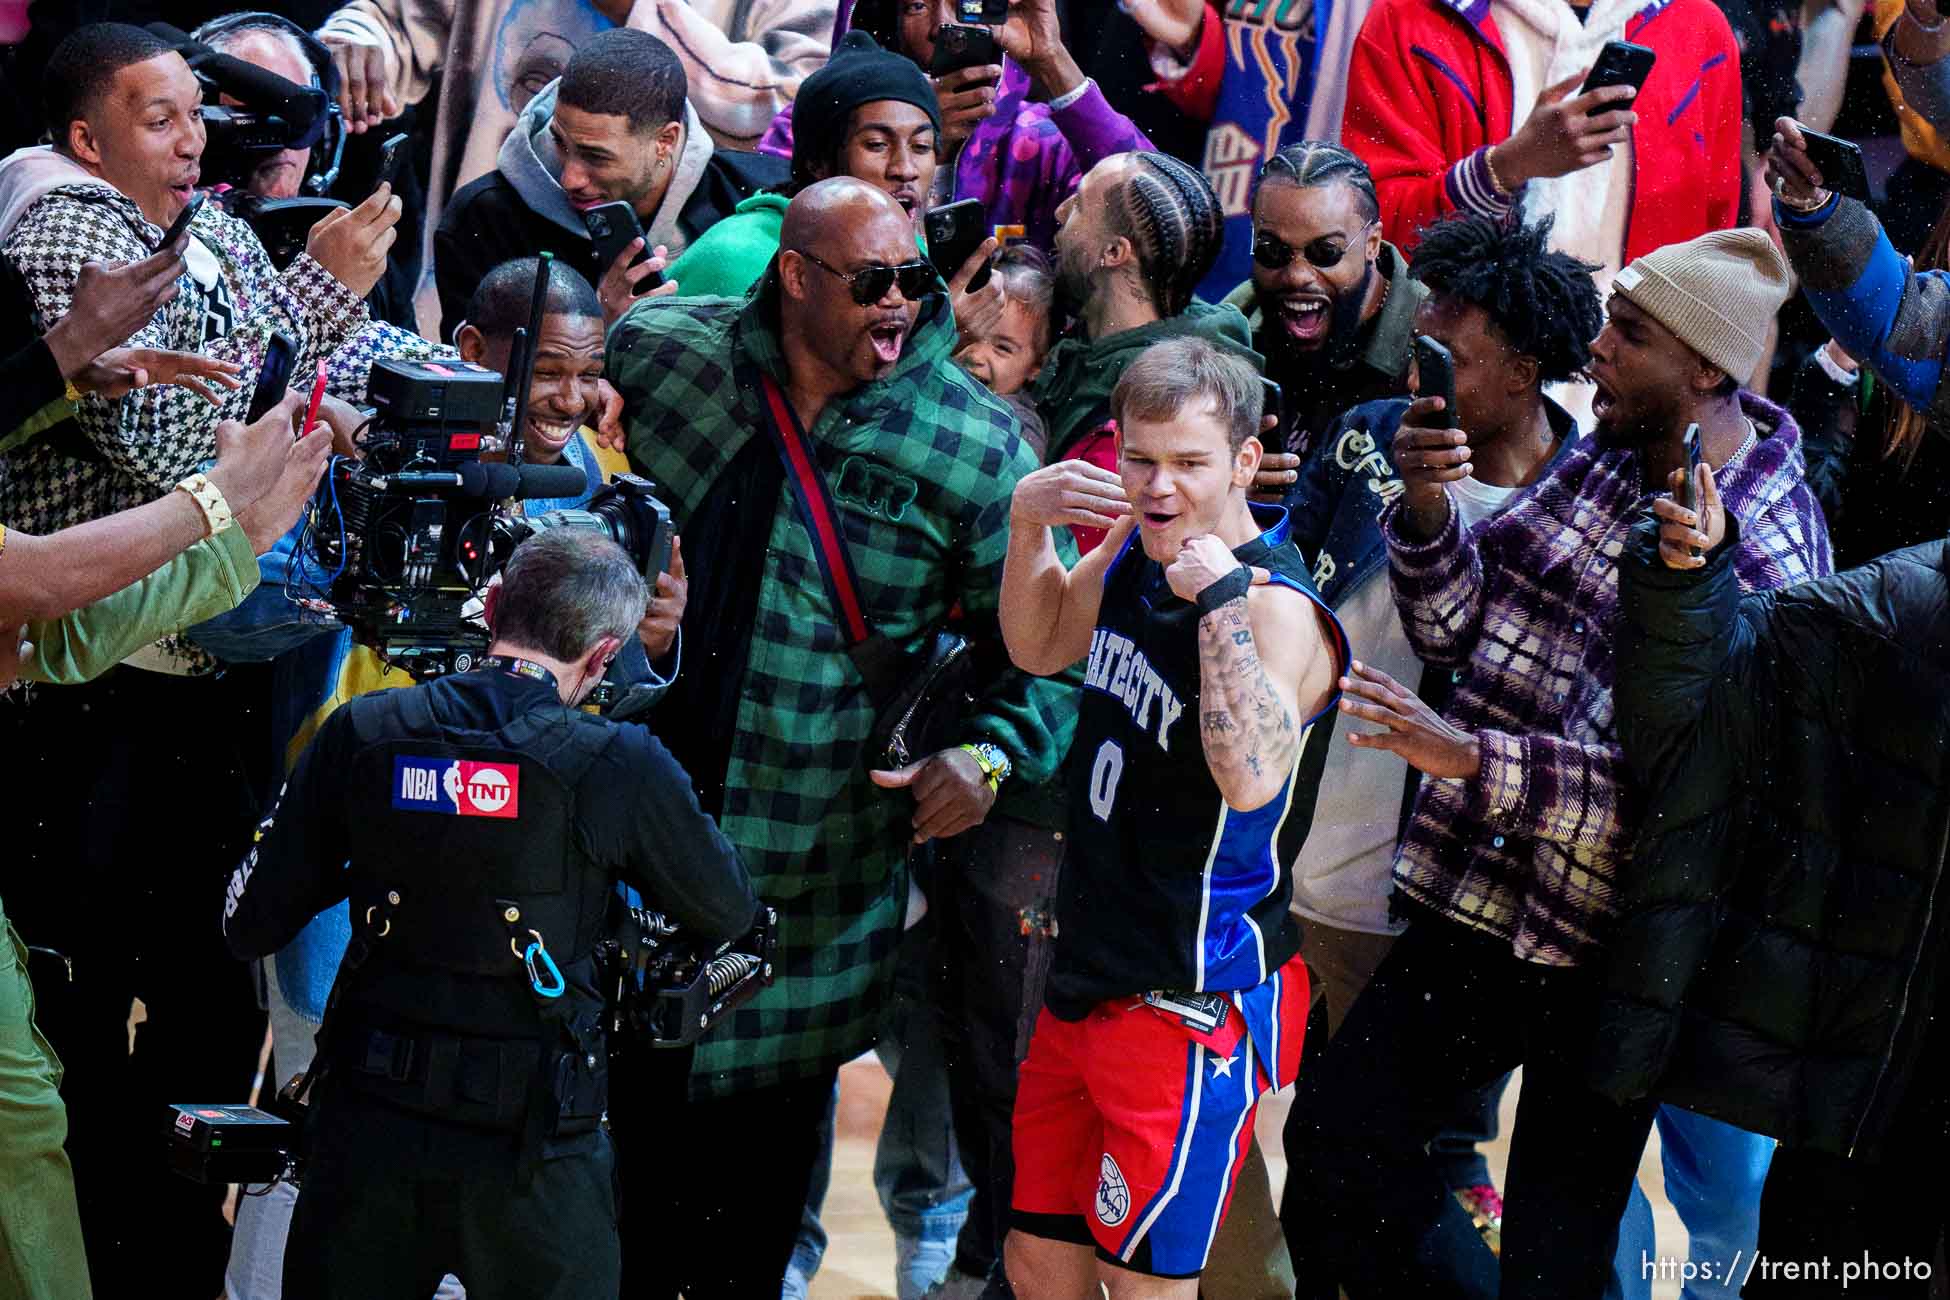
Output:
[1607, 1107, 1775, 1300]
[875, 915, 974, 1300]
[782, 1087, 838, 1300]
[185, 521, 340, 663]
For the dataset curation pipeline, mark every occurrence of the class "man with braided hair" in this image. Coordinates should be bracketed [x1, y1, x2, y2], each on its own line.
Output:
[1228, 141, 1429, 486]
[1029, 152, 1258, 544]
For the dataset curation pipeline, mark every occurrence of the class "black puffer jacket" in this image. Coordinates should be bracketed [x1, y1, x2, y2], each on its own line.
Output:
[1592, 516, 1950, 1161]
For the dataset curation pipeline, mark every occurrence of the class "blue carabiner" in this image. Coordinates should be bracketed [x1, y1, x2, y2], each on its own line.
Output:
[523, 940, 566, 999]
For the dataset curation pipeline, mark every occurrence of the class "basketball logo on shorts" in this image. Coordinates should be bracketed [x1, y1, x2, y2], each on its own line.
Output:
[1095, 1153, 1130, 1226]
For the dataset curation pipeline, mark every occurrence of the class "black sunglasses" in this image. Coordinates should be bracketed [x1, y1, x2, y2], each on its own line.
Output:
[793, 249, 938, 305]
[1251, 222, 1377, 272]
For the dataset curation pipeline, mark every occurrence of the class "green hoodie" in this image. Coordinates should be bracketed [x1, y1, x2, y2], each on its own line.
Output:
[1029, 299, 1262, 462]
[664, 191, 790, 300]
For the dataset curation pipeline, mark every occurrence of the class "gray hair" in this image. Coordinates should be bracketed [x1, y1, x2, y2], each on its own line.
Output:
[493, 529, 648, 663]
[193, 16, 313, 73]
[1110, 336, 1264, 452]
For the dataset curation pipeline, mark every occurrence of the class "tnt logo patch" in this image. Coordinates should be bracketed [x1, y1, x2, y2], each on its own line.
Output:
[392, 757, 520, 819]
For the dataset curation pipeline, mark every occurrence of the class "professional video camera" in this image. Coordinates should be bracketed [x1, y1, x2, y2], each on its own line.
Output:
[148, 20, 347, 266]
[598, 903, 779, 1048]
[289, 258, 672, 680]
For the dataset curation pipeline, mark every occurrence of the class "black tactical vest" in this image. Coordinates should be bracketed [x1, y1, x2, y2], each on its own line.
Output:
[324, 679, 622, 1138]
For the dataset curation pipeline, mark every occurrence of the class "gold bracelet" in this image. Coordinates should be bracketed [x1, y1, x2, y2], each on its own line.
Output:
[63, 378, 82, 404]
[0, 521, 8, 558]
[174, 472, 234, 538]
[1484, 145, 1511, 198]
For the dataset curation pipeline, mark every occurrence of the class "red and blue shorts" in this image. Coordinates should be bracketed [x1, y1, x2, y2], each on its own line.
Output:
[1008, 953, 1309, 1278]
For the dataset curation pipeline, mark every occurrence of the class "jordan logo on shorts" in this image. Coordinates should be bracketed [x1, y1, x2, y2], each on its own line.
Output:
[1095, 1153, 1130, 1226]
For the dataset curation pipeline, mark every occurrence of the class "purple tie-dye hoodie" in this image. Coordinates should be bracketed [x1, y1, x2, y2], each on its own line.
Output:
[756, 0, 1152, 250]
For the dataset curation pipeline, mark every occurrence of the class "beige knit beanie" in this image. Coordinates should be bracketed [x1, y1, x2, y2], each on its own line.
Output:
[1611, 228, 1792, 384]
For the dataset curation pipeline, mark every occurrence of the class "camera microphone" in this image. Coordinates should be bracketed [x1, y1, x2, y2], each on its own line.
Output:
[372, 463, 587, 500]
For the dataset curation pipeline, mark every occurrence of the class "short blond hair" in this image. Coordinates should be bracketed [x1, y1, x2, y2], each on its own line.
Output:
[1110, 337, 1263, 451]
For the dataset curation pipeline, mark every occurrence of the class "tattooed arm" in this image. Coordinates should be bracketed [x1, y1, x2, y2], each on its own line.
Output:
[1171, 537, 1338, 811]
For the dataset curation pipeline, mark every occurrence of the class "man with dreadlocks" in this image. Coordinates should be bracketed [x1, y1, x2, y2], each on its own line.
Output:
[1283, 225, 1829, 1298]
[1229, 142, 1427, 480]
[1272, 210, 1598, 1270]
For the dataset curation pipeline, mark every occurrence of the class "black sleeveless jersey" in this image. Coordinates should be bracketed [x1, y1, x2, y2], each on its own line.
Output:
[1045, 504, 1349, 1020]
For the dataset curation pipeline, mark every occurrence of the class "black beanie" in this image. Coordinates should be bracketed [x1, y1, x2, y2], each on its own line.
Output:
[790, 30, 943, 184]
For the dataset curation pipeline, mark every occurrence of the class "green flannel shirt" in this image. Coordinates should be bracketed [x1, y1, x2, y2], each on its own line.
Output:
[608, 276, 1075, 1098]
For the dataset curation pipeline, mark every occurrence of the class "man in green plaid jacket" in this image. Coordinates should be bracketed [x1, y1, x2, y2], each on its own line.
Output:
[603, 179, 1075, 1294]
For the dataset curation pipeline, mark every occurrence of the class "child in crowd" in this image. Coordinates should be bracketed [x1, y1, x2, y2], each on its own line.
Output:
[953, 245, 1056, 449]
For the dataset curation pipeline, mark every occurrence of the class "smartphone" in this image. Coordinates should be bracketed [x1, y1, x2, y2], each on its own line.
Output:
[924, 200, 992, 294]
[1412, 335, 1458, 428]
[956, 0, 1008, 21]
[301, 359, 329, 437]
[374, 131, 410, 190]
[1678, 422, 1703, 557]
[1258, 377, 1289, 455]
[582, 200, 663, 294]
[931, 23, 1000, 77]
[248, 330, 298, 423]
[1797, 126, 1871, 202]
[1580, 40, 1657, 105]
[157, 190, 207, 250]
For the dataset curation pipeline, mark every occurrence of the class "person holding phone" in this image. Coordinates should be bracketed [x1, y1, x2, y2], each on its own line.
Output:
[1770, 115, 1950, 435]
[1283, 226, 1830, 1298]
[1272, 211, 1601, 1281]
[434, 27, 786, 337]
[0, 390, 325, 1300]
[0, 25, 443, 1292]
[1339, 0, 1742, 298]
[1596, 465, 1950, 1300]
[756, 0, 1154, 253]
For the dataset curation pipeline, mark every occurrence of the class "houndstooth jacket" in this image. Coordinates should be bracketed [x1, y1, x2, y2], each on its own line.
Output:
[0, 181, 441, 537]
[0, 182, 445, 671]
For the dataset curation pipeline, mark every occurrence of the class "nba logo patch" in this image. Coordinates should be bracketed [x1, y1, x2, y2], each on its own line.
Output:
[392, 757, 520, 819]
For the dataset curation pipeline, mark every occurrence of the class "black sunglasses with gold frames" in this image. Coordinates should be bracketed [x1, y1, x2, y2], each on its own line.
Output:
[792, 249, 940, 305]
[1251, 221, 1379, 272]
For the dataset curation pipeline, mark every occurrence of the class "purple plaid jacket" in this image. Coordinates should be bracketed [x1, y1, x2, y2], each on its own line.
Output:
[1381, 393, 1832, 967]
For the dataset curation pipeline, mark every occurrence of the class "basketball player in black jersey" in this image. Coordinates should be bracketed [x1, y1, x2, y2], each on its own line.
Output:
[997, 336, 1348, 1297]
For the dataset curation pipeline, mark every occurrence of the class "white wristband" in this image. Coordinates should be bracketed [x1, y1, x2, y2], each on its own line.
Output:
[1048, 76, 1094, 113]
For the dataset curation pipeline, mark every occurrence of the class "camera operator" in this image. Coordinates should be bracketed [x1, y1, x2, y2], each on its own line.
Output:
[190, 11, 425, 333]
[221, 528, 758, 1299]
[190, 13, 340, 202]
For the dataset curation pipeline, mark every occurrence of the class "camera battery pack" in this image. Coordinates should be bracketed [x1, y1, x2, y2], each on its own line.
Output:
[164, 1103, 292, 1185]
